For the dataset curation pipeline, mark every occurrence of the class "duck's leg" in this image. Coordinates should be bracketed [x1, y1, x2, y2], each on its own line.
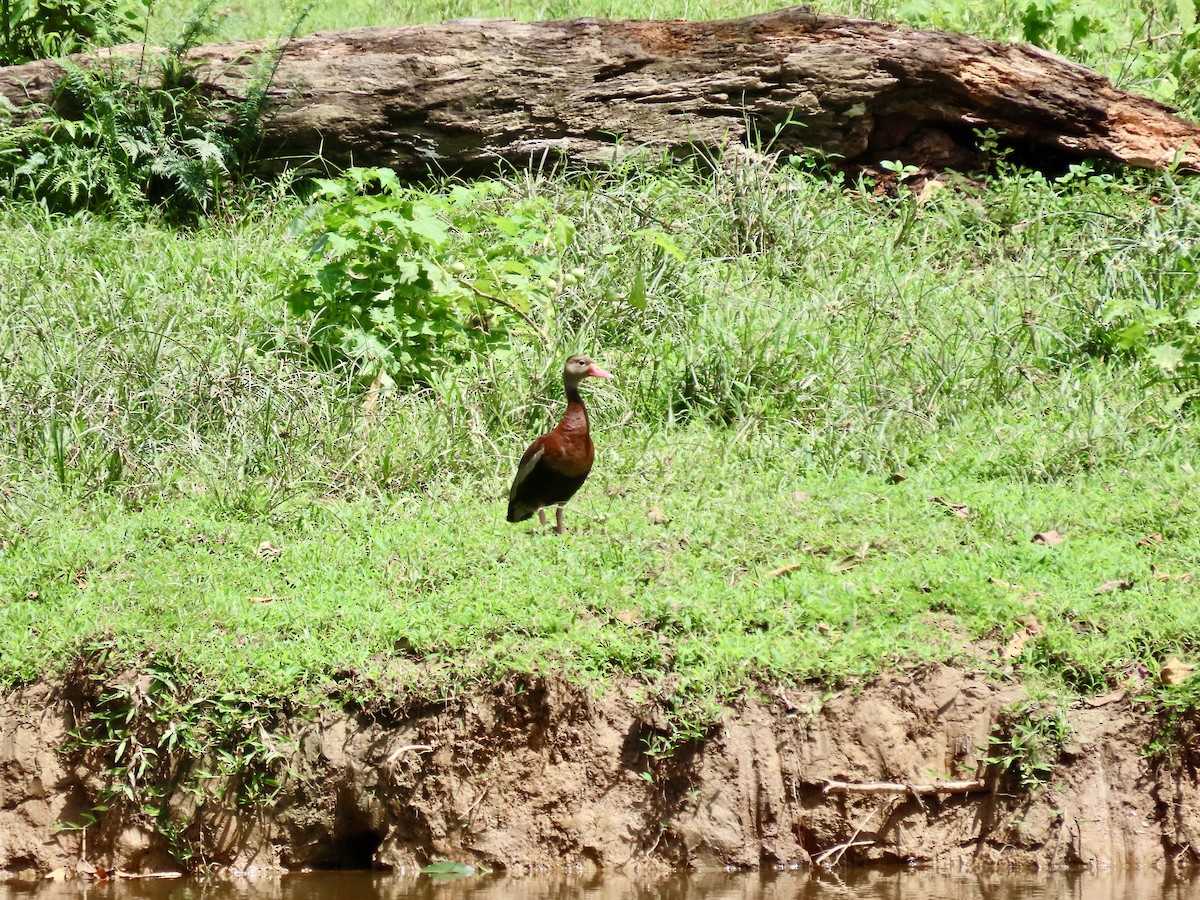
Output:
[556, 505, 566, 535]
[538, 508, 547, 532]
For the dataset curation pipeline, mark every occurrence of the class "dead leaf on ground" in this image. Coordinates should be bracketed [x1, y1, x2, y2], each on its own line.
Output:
[1161, 657, 1196, 686]
[1138, 532, 1165, 547]
[361, 363, 386, 417]
[817, 622, 833, 634]
[1031, 530, 1063, 547]
[830, 542, 871, 573]
[769, 562, 805, 578]
[1002, 614, 1045, 660]
[249, 596, 289, 604]
[134, 673, 155, 701]
[613, 609, 641, 625]
[256, 540, 282, 559]
[791, 491, 811, 504]
[930, 496, 970, 518]
[1095, 579, 1134, 593]
[1152, 565, 1193, 583]
[914, 178, 946, 205]
[646, 506, 669, 525]
[887, 472, 907, 485]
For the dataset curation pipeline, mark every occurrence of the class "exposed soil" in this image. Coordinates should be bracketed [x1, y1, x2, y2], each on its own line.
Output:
[2, 662, 1196, 879]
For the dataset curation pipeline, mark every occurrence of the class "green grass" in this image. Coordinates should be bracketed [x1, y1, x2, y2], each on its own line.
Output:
[3, 0, 1200, 767]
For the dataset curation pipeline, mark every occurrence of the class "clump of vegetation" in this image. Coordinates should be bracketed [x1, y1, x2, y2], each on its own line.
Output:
[984, 700, 1071, 789]
[1140, 665, 1200, 760]
[282, 168, 573, 386]
[0, 2, 296, 220]
[1071, 178, 1200, 405]
[62, 648, 291, 863]
[0, 0, 147, 65]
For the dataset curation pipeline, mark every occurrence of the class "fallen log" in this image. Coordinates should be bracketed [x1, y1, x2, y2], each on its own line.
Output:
[2, 5, 1198, 176]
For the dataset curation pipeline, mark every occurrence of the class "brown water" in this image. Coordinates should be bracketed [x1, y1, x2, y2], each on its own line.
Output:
[4, 870, 1200, 900]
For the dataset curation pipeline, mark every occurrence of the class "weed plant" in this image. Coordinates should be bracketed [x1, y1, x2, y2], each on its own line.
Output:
[0, 0, 146, 65]
[0, 2, 304, 220]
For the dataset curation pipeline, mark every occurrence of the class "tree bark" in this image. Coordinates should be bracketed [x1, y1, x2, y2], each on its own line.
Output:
[2, 5, 1198, 176]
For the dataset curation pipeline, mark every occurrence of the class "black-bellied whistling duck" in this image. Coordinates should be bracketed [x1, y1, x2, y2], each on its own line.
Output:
[507, 354, 613, 534]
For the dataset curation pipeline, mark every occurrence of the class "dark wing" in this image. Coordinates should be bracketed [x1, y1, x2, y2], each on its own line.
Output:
[508, 442, 545, 505]
[506, 438, 547, 522]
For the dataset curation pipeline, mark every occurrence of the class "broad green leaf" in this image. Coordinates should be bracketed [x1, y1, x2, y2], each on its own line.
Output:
[550, 216, 576, 250]
[638, 229, 686, 263]
[408, 216, 450, 246]
[395, 260, 421, 284]
[375, 167, 402, 195]
[628, 269, 647, 311]
[1116, 322, 1147, 349]
[307, 233, 330, 256]
[1181, 0, 1197, 33]
[324, 233, 358, 256]
[1149, 342, 1185, 373]
[312, 178, 347, 199]
[316, 265, 345, 297]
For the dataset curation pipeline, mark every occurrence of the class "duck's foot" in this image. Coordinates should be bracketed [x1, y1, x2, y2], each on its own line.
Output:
[556, 505, 566, 535]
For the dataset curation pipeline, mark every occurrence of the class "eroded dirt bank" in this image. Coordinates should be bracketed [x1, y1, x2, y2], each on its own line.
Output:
[2, 663, 1196, 878]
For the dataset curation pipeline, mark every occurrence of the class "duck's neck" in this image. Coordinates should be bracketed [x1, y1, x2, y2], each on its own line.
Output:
[562, 384, 589, 430]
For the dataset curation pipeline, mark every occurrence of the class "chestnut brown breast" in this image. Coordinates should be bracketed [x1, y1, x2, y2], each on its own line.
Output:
[506, 390, 594, 522]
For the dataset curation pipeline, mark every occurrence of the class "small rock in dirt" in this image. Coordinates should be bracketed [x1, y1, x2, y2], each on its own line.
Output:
[1083, 689, 1126, 707]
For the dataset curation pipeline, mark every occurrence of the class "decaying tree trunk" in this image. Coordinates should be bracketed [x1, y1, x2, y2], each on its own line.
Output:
[2, 5, 1198, 176]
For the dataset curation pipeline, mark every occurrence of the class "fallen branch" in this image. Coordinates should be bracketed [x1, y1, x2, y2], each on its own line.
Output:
[813, 804, 881, 867]
[822, 778, 989, 795]
[812, 838, 875, 867]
